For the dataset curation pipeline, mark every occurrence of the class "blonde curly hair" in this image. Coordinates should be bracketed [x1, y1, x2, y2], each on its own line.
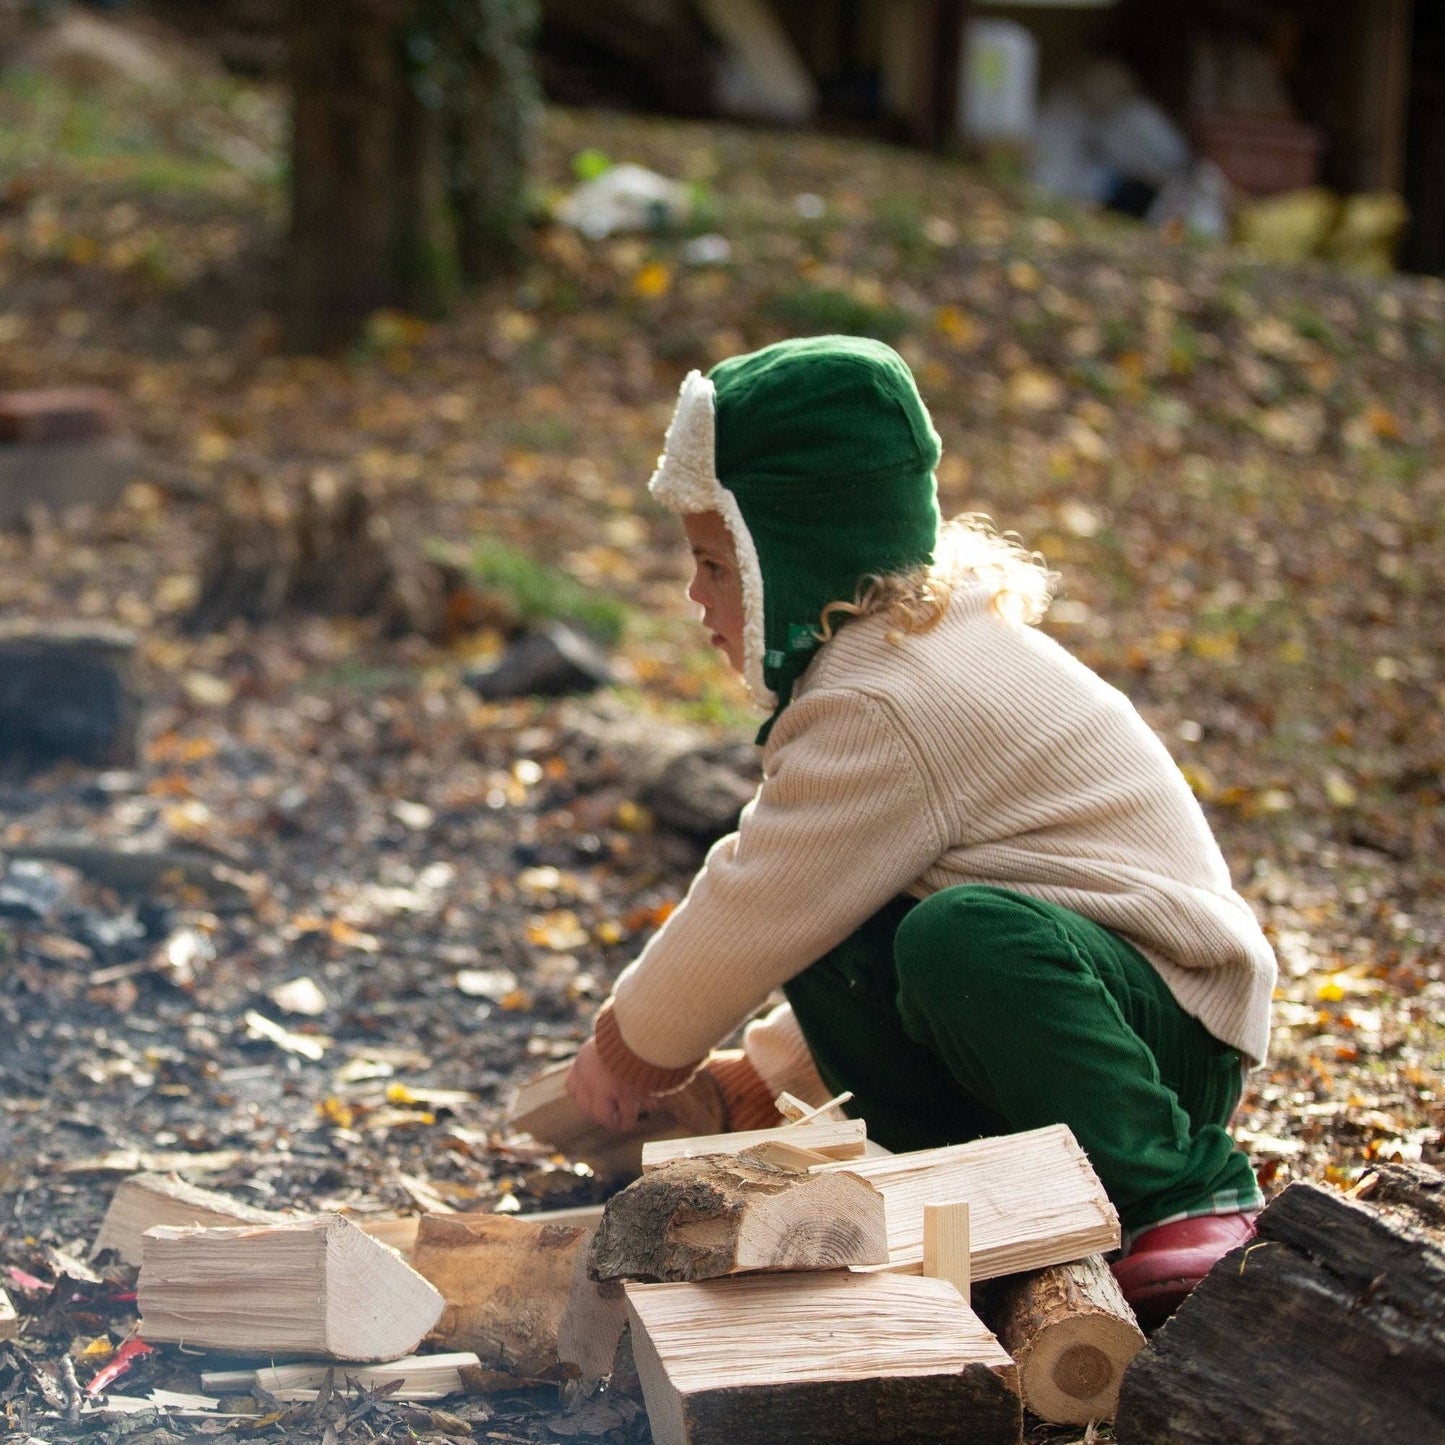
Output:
[817, 514, 1055, 643]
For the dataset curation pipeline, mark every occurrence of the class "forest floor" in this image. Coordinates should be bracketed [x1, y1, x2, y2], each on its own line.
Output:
[0, 14, 1442, 1445]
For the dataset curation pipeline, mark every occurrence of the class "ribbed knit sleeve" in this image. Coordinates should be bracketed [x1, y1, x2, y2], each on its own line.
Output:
[608, 687, 948, 1073]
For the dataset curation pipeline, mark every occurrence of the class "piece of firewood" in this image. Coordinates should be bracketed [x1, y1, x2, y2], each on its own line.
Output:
[507, 1060, 727, 1178]
[352, 1214, 421, 1259]
[589, 1155, 888, 1283]
[736, 1139, 833, 1170]
[409, 1213, 625, 1383]
[253, 1352, 482, 1402]
[641, 1118, 867, 1171]
[924, 1201, 972, 1301]
[138, 1213, 444, 1360]
[817, 1124, 1119, 1280]
[0, 1287, 16, 1342]
[1114, 1163, 1445, 1444]
[92, 1174, 287, 1266]
[626, 1271, 1021, 1445]
[987, 1254, 1143, 1425]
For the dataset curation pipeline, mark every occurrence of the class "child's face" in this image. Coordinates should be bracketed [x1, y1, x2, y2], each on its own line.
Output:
[683, 511, 745, 676]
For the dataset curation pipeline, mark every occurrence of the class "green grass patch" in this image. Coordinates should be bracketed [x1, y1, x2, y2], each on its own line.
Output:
[465, 537, 630, 646]
[765, 283, 913, 343]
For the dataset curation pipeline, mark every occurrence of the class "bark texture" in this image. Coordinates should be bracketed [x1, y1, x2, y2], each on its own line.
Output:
[590, 1155, 887, 1282]
[1115, 1164, 1445, 1444]
[989, 1253, 1143, 1425]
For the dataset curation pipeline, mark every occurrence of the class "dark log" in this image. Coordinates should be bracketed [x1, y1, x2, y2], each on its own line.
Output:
[1115, 1163, 1445, 1444]
[0, 623, 139, 767]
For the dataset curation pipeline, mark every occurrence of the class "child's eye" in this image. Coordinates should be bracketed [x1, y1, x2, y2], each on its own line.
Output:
[704, 561, 725, 579]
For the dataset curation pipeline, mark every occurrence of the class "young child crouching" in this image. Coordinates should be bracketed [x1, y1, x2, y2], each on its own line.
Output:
[566, 335, 1276, 1326]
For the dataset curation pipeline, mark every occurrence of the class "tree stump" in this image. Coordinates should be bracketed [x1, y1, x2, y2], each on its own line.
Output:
[1115, 1163, 1445, 1444]
[589, 1155, 888, 1283]
[987, 1254, 1143, 1424]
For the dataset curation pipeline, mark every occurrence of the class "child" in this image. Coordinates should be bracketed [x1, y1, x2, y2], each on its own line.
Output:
[566, 335, 1276, 1325]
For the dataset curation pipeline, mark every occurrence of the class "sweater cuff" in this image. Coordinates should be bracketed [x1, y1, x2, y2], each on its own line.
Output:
[704, 1049, 785, 1131]
[594, 1001, 700, 1094]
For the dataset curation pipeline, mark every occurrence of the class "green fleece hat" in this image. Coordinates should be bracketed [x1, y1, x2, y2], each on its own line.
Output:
[649, 335, 941, 739]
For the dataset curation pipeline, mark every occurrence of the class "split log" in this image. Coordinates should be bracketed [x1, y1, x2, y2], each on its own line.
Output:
[409, 1213, 626, 1383]
[640, 1118, 867, 1171]
[818, 1124, 1119, 1280]
[253, 1352, 482, 1401]
[987, 1254, 1143, 1425]
[507, 1059, 727, 1178]
[1115, 1163, 1445, 1444]
[138, 1213, 444, 1360]
[589, 1155, 888, 1283]
[0, 1287, 16, 1342]
[92, 1174, 286, 1266]
[626, 1271, 1021, 1445]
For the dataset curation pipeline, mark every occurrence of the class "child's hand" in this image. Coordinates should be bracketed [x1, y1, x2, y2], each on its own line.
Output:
[566, 1037, 657, 1132]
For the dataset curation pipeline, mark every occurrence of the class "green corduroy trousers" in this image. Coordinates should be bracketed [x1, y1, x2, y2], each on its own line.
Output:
[782, 885, 1260, 1233]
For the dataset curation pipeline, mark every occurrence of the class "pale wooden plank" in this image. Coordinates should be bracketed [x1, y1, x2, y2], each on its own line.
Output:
[92, 1174, 286, 1266]
[254, 1351, 481, 1401]
[923, 1201, 971, 1300]
[626, 1271, 1020, 1445]
[138, 1213, 443, 1360]
[640, 1118, 866, 1171]
[817, 1123, 1118, 1280]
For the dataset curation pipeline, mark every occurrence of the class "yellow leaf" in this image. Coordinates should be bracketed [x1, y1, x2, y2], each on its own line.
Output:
[193, 430, 231, 465]
[933, 305, 979, 349]
[1190, 632, 1239, 663]
[1323, 770, 1358, 808]
[632, 262, 673, 299]
[615, 800, 653, 833]
[80, 1337, 114, 1358]
[1006, 367, 1065, 413]
[317, 1096, 354, 1129]
[498, 988, 534, 1012]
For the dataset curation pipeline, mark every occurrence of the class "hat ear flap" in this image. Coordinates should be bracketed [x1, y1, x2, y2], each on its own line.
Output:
[649, 371, 721, 512]
[649, 371, 776, 710]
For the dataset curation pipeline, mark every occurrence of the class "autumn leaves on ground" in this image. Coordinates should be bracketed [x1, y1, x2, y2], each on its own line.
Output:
[1, 23, 1442, 1308]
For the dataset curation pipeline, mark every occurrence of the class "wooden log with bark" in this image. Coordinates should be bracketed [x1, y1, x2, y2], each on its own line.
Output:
[408, 1213, 626, 1383]
[507, 1059, 727, 1178]
[137, 1213, 444, 1360]
[625, 1271, 1022, 1445]
[91, 1173, 287, 1266]
[589, 1154, 888, 1283]
[986, 1254, 1143, 1425]
[819, 1124, 1119, 1280]
[1114, 1162, 1445, 1444]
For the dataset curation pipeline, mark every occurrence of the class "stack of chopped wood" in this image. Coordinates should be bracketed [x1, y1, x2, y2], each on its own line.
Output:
[574, 1121, 1135, 1443]
[96, 1100, 1136, 1437]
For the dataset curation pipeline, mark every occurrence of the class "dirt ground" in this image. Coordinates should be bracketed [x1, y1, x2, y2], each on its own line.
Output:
[0, 13, 1442, 1444]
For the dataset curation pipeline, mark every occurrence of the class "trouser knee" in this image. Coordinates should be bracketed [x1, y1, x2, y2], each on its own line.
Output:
[893, 884, 1054, 1019]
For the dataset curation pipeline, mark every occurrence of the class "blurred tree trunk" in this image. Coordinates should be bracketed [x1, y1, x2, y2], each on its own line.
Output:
[285, 0, 539, 352]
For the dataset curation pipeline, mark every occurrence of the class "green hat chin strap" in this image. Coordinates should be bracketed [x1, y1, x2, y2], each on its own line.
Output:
[648, 370, 776, 711]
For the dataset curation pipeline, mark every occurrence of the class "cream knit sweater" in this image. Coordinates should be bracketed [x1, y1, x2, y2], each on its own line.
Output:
[598, 582, 1277, 1092]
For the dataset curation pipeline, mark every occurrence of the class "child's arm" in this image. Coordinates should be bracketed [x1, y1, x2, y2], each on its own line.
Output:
[568, 685, 946, 1123]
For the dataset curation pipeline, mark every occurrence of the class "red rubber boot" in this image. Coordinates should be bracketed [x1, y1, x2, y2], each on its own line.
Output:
[1111, 1212, 1259, 1330]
